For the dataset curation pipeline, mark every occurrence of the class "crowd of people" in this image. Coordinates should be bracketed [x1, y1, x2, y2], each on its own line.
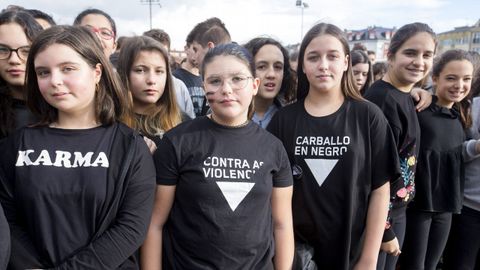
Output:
[0, 4, 479, 270]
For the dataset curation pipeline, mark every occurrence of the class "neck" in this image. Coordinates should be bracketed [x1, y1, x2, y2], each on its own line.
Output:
[133, 101, 154, 115]
[304, 87, 344, 117]
[254, 96, 274, 117]
[53, 111, 100, 129]
[383, 72, 414, 93]
[210, 113, 249, 128]
[9, 85, 25, 100]
[436, 97, 454, 109]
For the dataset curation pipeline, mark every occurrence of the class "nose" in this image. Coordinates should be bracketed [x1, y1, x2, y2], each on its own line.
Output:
[317, 56, 328, 70]
[50, 70, 63, 86]
[146, 72, 157, 85]
[266, 66, 276, 78]
[412, 55, 424, 67]
[7, 50, 22, 64]
[219, 79, 233, 94]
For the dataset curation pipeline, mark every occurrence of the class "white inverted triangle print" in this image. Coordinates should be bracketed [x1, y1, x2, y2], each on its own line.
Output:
[216, 182, 255, 211]
[304, 159, 339, 187]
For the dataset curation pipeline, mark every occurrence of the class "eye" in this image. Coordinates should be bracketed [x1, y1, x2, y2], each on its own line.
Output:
[306, 55, 319, 62]
[36, 69, 50, 77]
[156, 69, 165, 74]
[353, 70, 360, 75]
[232, 76, 247, 83]
[207, 78, 222, 86]
[133, 67, 146, 73]
[62, 66, 76, 72]
[256, 64, 266, 70]
[328, 54, 339, 60]
[274, 64, 284, 71]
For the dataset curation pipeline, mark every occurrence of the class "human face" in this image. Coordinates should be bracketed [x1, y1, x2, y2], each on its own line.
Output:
[34, 44, 102, 119]
[352, 63, 369, 91]
[129, 50, 167, 114]
[433, 60, 473, 108]
[203, 55, 259, 126]
[368, 53, 376, 63]
[388, 32, 435, 90]
[255, 44, 284, 101]
[0, 23, 30, 88]
[302, 34, 348, 94]
[191, 41, 209, 68]
[80, 14, 116, 57]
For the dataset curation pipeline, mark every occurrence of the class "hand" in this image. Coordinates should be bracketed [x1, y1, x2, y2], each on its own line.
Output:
[143, 136, 157, 154]
[380, 237, 401, 257]
[410, 87, 432, 112]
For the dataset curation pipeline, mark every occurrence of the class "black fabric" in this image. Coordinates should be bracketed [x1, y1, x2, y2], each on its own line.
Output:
[411, 101, 465, 213]
[0, 203, 10, 270]
[443, 206, 480, 270]
[0, 98, 38, 140]
[365, 80, 421, 242]
[400, 208, 452, 270]
[154, 116, 292, 270]
[267, 98, 399, 270]
[376, 207, 407, 270]
[0, 123, 156, 269]
[172, 68, 206, 117]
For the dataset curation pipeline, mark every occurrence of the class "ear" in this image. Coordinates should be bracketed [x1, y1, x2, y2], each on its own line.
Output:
[207, 42, 215, 49]
[94, 63, 102, 84]
[112, 41, 117, 52]
[343, 54, 349, 72]
[251, 77, 260, 96]
[432, 75, 438, 87]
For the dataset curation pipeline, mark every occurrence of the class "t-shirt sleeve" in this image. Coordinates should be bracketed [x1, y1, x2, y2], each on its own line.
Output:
[272, 141, 293, 188]
[153, 136, 179, 185]
[54, 136, 156, 269]
[370, 109, 401, 190]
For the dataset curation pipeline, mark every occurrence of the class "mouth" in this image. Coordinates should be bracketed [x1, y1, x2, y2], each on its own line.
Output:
[406, 68, 424, 74]
[7, 69, 25, 76]
[143, 89, 158, 95]
[52, 92, 68, 98]
[220, 98, 236, 104]
[315, 74, 332, 81]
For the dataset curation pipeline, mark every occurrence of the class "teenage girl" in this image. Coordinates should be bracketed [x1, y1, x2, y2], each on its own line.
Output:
[442, 60, 480, 270]
[0, 25, 155, 269]
[243, 37, 296, 128]
[117, 36, 181, 148]
[400, 49, 473, 270]
[351, 49, 373, 95]
[0, 10, 42, 139]
[364, 22, 437, 270]
[267, 22, 398, 269]
[141, 43, 294, 270]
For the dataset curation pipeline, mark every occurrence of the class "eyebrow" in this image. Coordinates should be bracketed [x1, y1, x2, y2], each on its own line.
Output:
[35, 61, 80, 69]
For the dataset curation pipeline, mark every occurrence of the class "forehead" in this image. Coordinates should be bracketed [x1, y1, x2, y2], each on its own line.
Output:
[305, 34, 345, 54]
[440, 60, 473, 74]
[80, 13, 113, 30]
[204, 55, 251, 75]
[352, 63, 369, 71]
[133, 50, 167, 66]
[0, 23, 30, 47]
[34, 43, 86, 66]
[255, 44, 284, 62]
[398, 32, 435, 52]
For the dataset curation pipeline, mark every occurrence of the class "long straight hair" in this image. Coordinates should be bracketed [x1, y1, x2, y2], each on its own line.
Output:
[117, 36, 181, 136]
[296, 23, 362, 101]
[25, 25, 132, 126]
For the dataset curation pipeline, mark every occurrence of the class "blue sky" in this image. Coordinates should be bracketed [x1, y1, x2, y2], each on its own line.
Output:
[5, 0, 480, 50]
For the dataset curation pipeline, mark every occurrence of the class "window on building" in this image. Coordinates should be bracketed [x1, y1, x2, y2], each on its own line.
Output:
[473, 32, 480, 43]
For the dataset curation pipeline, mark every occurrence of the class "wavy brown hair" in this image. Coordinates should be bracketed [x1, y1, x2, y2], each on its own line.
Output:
[117, 36, 180, 136]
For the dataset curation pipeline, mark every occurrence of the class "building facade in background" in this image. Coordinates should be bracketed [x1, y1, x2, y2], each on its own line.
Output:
[438, 20, 480, 54]
[346, 26, 396, 61]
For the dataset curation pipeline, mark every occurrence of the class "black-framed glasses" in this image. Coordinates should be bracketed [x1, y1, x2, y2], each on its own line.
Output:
[0, 45, 30, 61]
[204, 75, 253, 92]
[85, 25, 115, 40]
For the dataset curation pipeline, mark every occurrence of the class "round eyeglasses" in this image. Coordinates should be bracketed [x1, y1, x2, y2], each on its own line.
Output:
[85, 25, 115, 40]
[204, 75, 253, 92]
[0, 45, 30, 61]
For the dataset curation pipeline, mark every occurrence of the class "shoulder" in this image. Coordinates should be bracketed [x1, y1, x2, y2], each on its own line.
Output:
[273, 100, 303, 118]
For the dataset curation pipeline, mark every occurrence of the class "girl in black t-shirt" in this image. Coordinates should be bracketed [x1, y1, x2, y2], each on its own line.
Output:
[0, 25, 155, 269]
[243, 37, 296, 128]
[0, 10, 42, 139]
[364, 23, 437, 270]
[142, 43, 294, 270]
[267, 23, 397, 269]
[400, 50, 474, 270]
[117, 36, 181, 149]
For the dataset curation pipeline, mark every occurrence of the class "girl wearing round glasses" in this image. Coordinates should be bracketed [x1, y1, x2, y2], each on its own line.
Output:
[0, 10, 43, 139]
[74, 8, 116, 58]
[142, 43, 294, 269]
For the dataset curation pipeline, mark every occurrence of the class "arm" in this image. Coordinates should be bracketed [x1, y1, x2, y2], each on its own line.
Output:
[54, 141, 156, 269]
[410, 87, 432, 112]
[354, 182, 390, 269]
[271, 186, 294, 270]
[463, 139, 480, 162]
[141, 185, 176, 270]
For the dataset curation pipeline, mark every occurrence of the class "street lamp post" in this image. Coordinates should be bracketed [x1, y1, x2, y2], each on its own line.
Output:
[140, 0, 161, 30]
[296, 0, 309, 41]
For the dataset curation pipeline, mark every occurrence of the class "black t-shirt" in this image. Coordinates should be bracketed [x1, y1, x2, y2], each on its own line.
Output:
[267, 98, 399, 269]
[154, 116, 293, 270]
[0, 203, 10, 270]
[173, 68, 207, 117]
[412, 101, 465, 213]
[0, 123, 156, 269]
